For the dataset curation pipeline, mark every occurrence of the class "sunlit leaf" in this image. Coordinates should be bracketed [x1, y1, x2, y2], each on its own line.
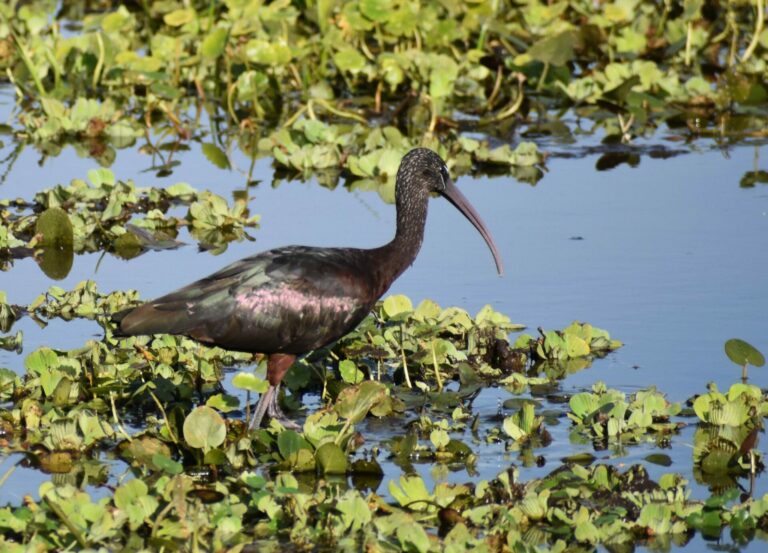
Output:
[201, 27, 228, 59]
[339, 359, 364, 384]
[183, 406, 226, 452]
[232, 372, 269, 393]
[359, 0, 390, 22]
[382, 295, 413, 318]
[35, 208, 73, 247]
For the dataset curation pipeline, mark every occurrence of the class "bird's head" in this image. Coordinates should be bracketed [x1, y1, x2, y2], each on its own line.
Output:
[397, 148, 504, 275]
[397, 148, 453, 196]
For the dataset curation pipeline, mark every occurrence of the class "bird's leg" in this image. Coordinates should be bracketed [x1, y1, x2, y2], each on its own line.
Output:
[266, 383, 301, 431]
[248, 385, 274, 430]
[248, 353, 298, 430]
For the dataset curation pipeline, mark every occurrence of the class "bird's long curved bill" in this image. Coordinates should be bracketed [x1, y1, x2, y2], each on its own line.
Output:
[442, 179, 504, 275]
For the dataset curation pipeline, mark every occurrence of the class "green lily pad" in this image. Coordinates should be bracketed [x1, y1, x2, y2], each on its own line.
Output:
[382, 294, 413, 318]
[232, 372, 269, 393]
[35, 207, 73, 247]
[644, 453, 673, 467]
[339, 359, 364, 384]
[724, 339, 765, 368]
[315, 442, 348, 474]
[183, 406, 227, 452]
[334, 380, 388, 423]
[122, 436, 172, 468]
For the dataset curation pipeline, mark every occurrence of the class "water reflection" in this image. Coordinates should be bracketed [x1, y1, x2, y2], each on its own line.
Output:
[36, 244, 74, 280]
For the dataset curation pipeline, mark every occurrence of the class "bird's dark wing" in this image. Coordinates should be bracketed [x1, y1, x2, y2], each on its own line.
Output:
[115, 246, 376, 354]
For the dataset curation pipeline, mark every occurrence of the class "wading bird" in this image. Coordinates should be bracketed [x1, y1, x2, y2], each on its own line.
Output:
[114, 148, 503, 429]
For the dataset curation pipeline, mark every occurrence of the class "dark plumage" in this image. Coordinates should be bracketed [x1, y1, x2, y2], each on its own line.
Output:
[114, 148, 503, 429]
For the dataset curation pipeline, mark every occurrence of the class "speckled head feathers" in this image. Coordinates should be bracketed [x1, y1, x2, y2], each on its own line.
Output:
[396, 148, 451, 196]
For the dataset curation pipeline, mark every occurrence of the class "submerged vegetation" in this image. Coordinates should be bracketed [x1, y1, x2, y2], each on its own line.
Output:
[0, 0, 767, 550]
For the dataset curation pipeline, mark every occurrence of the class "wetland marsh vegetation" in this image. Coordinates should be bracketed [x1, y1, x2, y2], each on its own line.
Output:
[1, 0, 768, 551]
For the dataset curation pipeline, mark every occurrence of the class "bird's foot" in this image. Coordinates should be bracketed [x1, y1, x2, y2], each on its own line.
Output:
[266, 388, 301, 431]
[248, 384, 301, 431]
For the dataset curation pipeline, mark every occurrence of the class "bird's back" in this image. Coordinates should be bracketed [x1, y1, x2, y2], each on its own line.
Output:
[115, 246, 381, 354]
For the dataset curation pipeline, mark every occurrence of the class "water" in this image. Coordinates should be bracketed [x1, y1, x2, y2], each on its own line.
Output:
[1, 102, 767, 549]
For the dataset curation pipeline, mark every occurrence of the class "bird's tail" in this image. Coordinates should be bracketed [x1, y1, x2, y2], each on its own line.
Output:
[109, 308, 132, 337]
[111, 302, 202, 338]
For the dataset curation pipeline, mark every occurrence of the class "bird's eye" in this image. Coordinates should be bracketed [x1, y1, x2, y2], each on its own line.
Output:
[439, 166, 450, 187]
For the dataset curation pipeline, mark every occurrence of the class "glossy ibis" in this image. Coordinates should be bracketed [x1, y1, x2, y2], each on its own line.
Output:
[113, 148, 503, 429]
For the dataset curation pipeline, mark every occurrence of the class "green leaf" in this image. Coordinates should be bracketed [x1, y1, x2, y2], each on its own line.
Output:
[337, 493, 372, 531]
[203, 448, 227, 465]
[569, 392, 598, 418]
[429, 428, 450, 449]
[114, 479, 159, 530]
[35, 208, 74, 247]
[645, 453, 673, 467]
[382, 294, 413, 318]
[206, 393, 239, 412]
[152, 453, 183, 474]
[528, 30, 577, 66]
[574, 519, 599, 543]
[277, 430, 310, 458]
[164, 8, 196, 27]
[87, 168, 115, 187]
[683, 0, 703, 20]
[201, 27, 228, 59]
[201, 143, 230, 169]
[564, 334, 590, 358]
[25, 347, 60, 374]
[429, 58, 458, 99]
[397, 521, 430, 553]
[414, 299, 441, 320]
[245, 39, 292, 66]
[315, 442, 348, 474]
[333, 48, 367, 72]
[389, 474, 431, 510]
[183, 406, 226, 452]
[339, 359, 364, 384]
[166, 182, 197, 198]
[359, 0, 390, 22]
[334, 380, 388, 423]
[724, 339, 765, 368]
[232, 372, 269, 393]
[637, 503, 672, 534]
[122, 436, 171, 467]
[503, 416, 525, 441]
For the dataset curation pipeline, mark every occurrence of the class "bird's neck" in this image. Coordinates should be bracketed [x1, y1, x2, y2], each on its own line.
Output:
[371, 190, 429, 293]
